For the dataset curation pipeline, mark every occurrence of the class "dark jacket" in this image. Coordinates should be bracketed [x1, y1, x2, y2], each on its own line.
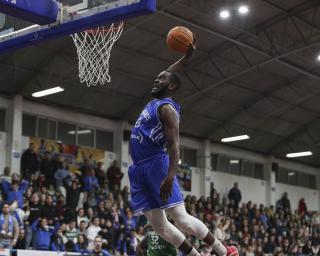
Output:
[21, 149, 39, 180]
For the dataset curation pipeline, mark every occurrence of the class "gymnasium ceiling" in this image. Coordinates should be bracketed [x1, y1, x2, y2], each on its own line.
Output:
[1, 0, 320, 166]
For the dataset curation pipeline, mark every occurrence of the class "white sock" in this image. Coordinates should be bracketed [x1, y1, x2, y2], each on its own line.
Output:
[212, 239, 227, 256]
[186, 247, 200, 256]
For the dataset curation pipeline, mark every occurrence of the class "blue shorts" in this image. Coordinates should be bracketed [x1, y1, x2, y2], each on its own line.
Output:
[128, 153, 184, 215]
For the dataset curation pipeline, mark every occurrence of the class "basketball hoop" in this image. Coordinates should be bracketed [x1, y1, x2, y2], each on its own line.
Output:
[71, 21, 124, 87]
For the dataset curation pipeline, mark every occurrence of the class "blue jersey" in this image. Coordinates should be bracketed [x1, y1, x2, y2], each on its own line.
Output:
[130, 98, 180, 163]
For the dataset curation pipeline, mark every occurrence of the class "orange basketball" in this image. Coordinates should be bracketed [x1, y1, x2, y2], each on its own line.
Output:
[167, 26, 194, 53]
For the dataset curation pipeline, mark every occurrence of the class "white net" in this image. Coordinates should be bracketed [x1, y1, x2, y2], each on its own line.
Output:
[71, 21, 124, 87]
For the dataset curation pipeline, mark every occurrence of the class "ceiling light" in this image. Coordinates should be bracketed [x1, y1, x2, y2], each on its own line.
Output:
[238, 5, 249, 15]
[230, 160, 240, 164]
[288, 172, 295, 176]
[32, 86, 64, 98]
[219, 10, 230, 19]
[178, 159, 182, 165]
[68, 130, 92, 135]
[286, 151, 312, 158]
[317, 54, 320, 61]
[221, 135, 250, 142]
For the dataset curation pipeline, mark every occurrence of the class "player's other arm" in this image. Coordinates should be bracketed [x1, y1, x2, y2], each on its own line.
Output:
[167, 36, 196, 73]
[159, 104, 180, 202]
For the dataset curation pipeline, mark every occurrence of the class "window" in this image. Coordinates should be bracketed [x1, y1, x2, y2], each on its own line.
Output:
[38, 118, 56, 140]
[211, 153, 219, 170]
[242, 160, 253, 177]
[181, 147, 197, 167]
[57, 122, 76, 145]
[218, 155, 230, 173]
[96, 129, 114, 151]
[22, 114, 36, 137]
[254, 163, 264, 180]
[0, 109, 5, 132]
[78, 126, 94, 147]
[230, 159, 241, 175]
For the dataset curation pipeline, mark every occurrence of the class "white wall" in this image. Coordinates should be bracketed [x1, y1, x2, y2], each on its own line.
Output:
[209, 171, 268, 205]
[275, 183, 319, 211]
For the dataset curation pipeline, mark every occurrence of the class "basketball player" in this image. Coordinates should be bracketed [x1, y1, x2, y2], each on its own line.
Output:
[137, 224, 177, 256]
[129, 38, 238, 256]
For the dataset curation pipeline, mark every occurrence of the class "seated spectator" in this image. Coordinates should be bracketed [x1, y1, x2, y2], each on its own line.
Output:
[14, 229, 26, 249]
[0, 167, 12, 183]
[74, 234, 89, 254]
[42, 195, 56, 224]
[31, 217, 59, 250]
[50, 228, 65, 251]
[65, 220, 79, 243]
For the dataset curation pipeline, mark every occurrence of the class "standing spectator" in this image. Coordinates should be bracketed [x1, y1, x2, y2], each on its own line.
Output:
[298, 198, 307, 215]
[38, 139, 47, 159]
[54, 161, 70, 198]
[106, 160, 123, 192]
[66, 179, 81, 219]
[21, 143, 39, 182]
[90, 235, 111, 256]
[31, 217, 59, 250]
[2, 178, 28, 209]
[0, 202, 19, 249]
[95, 162, 106, 187]
[228, 182, 242, 209]
[25, 193, 42, 249]
[40, 151, 56, 187]
[41, 195, 57, 224]
[65, 220, 79, 243]
[87, 217, 102, 249]
[277, 192, 291, 211]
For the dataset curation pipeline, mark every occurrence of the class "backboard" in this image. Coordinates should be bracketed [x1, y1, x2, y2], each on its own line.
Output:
[0, 0, 156, 54]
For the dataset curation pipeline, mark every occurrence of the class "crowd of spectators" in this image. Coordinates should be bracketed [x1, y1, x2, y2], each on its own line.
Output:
[0, 142, 319, 256]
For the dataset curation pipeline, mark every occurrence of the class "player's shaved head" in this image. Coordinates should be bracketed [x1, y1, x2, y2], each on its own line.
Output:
[166, 70, 181, 89]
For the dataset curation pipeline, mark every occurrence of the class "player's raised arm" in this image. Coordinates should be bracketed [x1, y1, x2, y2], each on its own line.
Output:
[167, 35, 196, 73]
[159, 104, 180, 202]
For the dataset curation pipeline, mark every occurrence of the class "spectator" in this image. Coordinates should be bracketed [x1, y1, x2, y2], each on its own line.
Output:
[21, 143, 39, 182]
[25, 192, 42, 249]
[95, 162, 106, 187]
[2, 178, 28, 209]
[65, 220, 79, 243]
[31, 217, 59, 250]
[54, 161, 70, 198]
[0, 167, 12, 183]
[40, 151, 56, 187]
[14, 229, 26, 249]
[74, 234, 89, 253]
[106, 160, 123, 192]
[298, 198, 307, 215]
[38, 139, 47, 159]
[276, 192, 291, 211]
[42, 195, 57, 224]
[228, 182, 242, 209]
[87, 217, 102, 249]
[0, 202, 19, 249]
[91, 235, 111, 256]
[50, 228, 65, 251]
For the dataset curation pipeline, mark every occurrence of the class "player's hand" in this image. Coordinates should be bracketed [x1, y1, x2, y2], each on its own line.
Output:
[160, 176, 174, 202]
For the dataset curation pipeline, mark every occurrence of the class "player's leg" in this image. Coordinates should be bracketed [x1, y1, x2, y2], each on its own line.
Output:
[166, 204, 232, 256]
[144, 208, 200, 256]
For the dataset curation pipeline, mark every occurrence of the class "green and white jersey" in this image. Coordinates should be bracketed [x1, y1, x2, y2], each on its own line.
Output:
[146, 227, 177, 256]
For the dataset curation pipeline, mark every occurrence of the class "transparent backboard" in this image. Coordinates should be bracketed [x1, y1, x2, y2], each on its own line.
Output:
[0, 0, 155, 54]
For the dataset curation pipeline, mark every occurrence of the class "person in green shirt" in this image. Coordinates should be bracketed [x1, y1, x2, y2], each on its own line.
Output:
[137, 224, 177, 256]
